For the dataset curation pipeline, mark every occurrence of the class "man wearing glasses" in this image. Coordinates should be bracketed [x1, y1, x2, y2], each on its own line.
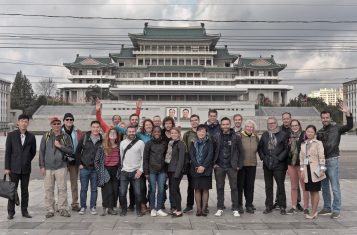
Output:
[62, 113, 84, 212]
[39, 117, 73, 218]
[258, 117, 288, 215]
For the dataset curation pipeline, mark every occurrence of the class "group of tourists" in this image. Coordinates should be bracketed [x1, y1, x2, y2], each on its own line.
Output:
[4, 99, 352, 221]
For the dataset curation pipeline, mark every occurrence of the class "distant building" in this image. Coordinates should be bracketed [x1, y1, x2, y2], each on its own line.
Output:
[57, 23, 293, 124]
[0, 78, 11, 130]
[343, 80, 357, 123]
[309, 88, 343, 106]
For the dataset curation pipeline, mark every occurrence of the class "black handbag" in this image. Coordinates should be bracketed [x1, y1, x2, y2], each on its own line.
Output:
[0, 175, 19, 205]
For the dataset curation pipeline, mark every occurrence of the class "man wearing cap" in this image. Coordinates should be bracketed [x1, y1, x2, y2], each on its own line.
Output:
[4, 114, 36, 220]
[39, 117, 73, 218]
[62, 113, 84, 212]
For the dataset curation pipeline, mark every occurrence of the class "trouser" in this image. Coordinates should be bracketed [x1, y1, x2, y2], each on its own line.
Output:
[44, 168, 68, 212]
[119, 171, 142, 213]
[321, 157, 341, 212]
[101, 166, 119, 209]
[68, 164, 79, 207]
[79, 168, 98, 209]
[7, 173, 30, 216]
[149, 171, 166, 210]
[264, 167, 287, 209]
[186, 171, 195, 208]
[215, 167, 239, 210]
[287, 165, 309, 209]
[168, 172, 183, 211]
[237, 166, 256, 208]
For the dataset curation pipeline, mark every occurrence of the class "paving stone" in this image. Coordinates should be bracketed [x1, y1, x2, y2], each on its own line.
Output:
[6, 229, 51, 235]
[290, 222, 321, 229]
[336, 221, 357, 228]
[314, 222, 347, 230]
[191, 221, 218, 230]
[214, 230, 255, 235]
[132, 230, 173, 235]
[215, 222, 245, 230]
[36, 222, 67, 229]
[333, 228, 357, 234]
[253, 230, 297, 235]
[8, 222, 42, 229]
[0, 230, 10, 235]
[293, 229, 338, 235]
[174, 230, 214, 235]
[267, 223, 295, 230]
[88, 222, 116, 230]
[89, 230, 132, 235]
[243, 223, 270, 230]
[61, 222, 91, 230]
[47, 230, 92, 235]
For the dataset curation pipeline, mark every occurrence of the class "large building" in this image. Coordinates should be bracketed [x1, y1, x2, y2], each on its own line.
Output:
[343, 80, 357, 124]
[0, 78, 11, 130]
[59, 23, 293, 125]
[309, 88, 343, 106]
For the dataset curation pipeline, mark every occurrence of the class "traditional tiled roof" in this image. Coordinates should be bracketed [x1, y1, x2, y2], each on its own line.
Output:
[110, 48, 135, 61]
[129, 24, 220, 47]
[215, 47, 239, 62]
[63, 55, 115, 69]
[236, 56, 287, 71]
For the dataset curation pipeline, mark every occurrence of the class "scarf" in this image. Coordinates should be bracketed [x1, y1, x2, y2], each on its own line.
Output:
[289, 131, 301, 165]
[194, 136, 208, 165]
[267, 126, 280, 151]
[165, 140, 174, 164]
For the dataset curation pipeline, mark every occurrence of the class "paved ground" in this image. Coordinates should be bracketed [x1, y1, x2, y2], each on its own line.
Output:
[0, 176, 357, 234]
[0, 146, 357, 234]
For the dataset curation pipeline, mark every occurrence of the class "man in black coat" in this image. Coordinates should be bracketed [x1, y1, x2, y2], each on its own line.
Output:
[258, 116, 288, 215]
[4, 114, 37, 220]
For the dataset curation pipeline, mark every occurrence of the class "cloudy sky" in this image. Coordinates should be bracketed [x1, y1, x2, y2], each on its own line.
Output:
[0, 0, 356, 98]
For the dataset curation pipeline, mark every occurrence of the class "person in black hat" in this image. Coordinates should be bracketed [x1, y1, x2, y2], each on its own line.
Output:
[4, 114, 37, 220]
[61, 113, 84, 212]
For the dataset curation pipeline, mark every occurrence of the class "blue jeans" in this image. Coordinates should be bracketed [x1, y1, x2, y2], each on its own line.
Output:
[119, 171, 142, 213]
[321, 157, 341, 213]
[149, 172, 166, 210]
[79, 168, 98, 209]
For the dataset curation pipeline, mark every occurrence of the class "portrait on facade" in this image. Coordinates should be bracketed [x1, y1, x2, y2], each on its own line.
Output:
[166, 107, 178, 120]
[180, 107, 191, 121]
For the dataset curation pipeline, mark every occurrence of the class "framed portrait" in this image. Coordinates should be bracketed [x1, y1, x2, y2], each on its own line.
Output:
[166, 107, 178, 120]
[180, 107, 191, 121]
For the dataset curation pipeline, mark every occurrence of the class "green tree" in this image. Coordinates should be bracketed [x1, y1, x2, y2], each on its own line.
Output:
[287, 93, 343, 123]
[10, 71, 34, 112]
[85, 85, 116, 104]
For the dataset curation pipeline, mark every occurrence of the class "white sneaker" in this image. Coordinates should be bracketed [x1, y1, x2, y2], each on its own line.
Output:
[233, 210, 240, 217]
[79, 208, 86, 215]
[215, 210, 224, 217]
[151, 209, 157, 217]
[90, 207, 97, 215]
[157, 209, 168, 217]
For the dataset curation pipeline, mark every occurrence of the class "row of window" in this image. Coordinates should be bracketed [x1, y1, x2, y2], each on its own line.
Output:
[116, 94, 248, 102]
[116, 80, 276, 86]
[137, 58, 213, 66]
[139, 45, 210, 52]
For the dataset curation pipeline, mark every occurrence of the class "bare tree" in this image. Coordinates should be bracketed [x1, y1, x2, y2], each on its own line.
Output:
[36, 77, 56, 98]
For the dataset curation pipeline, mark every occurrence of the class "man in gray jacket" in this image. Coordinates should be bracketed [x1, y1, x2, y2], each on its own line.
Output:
[39, 117, 73, 218]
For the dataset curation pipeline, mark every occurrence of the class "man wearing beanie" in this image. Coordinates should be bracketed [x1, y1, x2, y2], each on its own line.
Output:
[62, 113, 84, 212]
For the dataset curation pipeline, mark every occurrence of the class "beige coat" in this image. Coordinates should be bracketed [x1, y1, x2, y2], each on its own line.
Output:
[240, 131, 259, 166]
[299, 138, 326, 183]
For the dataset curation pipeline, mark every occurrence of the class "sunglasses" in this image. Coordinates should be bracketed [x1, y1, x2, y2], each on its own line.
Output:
[52, 122, 61, 126]
[65, 119, 74, 121]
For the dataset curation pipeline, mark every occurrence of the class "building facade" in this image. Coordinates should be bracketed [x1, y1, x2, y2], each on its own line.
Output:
[309, 88, 343, 106]
[343, 80, 357, 123]
[60, 23, 292, 125]
[0, 78, 11, 130]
